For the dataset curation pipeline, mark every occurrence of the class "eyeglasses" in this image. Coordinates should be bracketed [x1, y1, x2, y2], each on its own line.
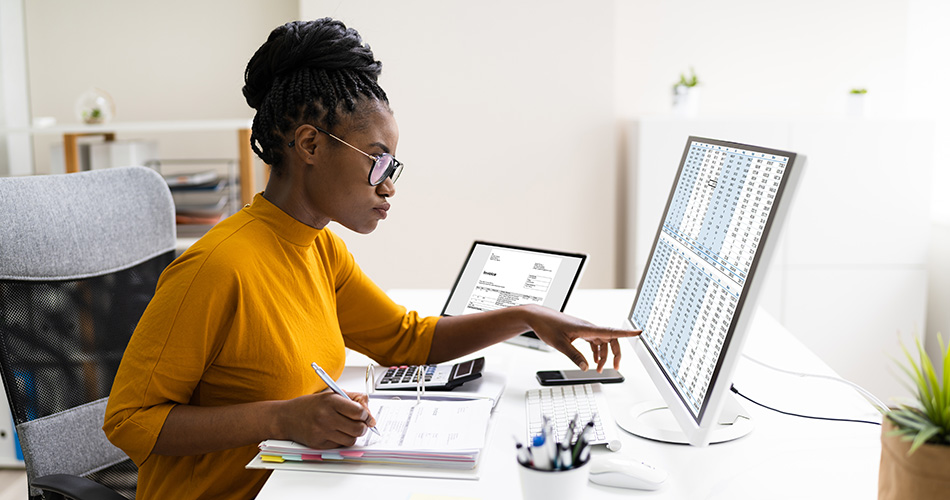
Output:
[288, 126, 403, 186]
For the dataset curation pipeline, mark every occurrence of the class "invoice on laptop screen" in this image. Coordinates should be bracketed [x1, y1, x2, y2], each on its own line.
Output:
[441, 242, 586, 317]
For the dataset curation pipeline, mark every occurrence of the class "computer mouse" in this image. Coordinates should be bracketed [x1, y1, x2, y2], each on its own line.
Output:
[588, 454, 668, 490]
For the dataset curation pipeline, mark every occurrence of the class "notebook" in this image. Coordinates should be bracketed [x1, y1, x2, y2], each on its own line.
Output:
[440, 241, 587, 349]
[248, 398, 492, 479]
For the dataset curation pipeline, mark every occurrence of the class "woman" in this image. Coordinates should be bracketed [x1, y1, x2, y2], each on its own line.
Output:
[104, 18, 638, 499]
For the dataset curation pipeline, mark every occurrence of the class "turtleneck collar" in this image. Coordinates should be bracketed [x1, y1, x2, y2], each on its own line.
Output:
[244, 193, 322, 246]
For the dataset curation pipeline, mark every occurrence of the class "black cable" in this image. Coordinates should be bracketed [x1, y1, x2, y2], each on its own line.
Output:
[730, 384, 881, 426]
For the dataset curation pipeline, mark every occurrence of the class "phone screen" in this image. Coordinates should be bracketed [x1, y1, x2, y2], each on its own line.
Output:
[536, 369, 624, 385]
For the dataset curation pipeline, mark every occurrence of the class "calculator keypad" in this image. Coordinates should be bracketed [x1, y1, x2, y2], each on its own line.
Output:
[378, 365, 438, 386]
[374, 357, 483, 391]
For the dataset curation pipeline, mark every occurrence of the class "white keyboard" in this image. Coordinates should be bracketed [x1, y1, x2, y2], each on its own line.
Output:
[525, 384, 621, 450]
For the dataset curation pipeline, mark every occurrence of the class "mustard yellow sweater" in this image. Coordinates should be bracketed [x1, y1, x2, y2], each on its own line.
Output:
[104, 194, 437, 499]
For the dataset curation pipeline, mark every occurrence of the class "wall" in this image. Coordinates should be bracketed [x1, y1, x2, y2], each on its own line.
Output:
[23, 0, 298, 183]
[613, 0, 910, 119]
[927, 221, 950, 377]
[15, 1, 948, 369]
[20, 0, 928, 294]
[611, 0, 950, 389]
[299, 0, 619, 291]
[0, 0, 32, 176]
[908, 0, 950, 368]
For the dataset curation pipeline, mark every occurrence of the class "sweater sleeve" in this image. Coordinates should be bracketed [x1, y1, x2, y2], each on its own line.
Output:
[327, 233, 437, 366]
[103, 251, 236, 466]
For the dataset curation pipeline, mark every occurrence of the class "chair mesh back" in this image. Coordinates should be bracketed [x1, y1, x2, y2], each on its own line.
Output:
[0, 252, 173, 423]
[0, 252, 173, 499]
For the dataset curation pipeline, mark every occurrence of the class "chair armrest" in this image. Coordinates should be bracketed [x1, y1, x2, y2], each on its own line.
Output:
[31, 474, 128, 500]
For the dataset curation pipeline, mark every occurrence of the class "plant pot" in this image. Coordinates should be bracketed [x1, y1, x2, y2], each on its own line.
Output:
[672, 86, 700, 118]
[847, 93, 866, 118]
[879, 418, 950, 499]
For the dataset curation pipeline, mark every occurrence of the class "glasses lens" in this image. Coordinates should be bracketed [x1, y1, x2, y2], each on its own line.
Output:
[390, 160, 403, 183]
[370, 154, 395, 185]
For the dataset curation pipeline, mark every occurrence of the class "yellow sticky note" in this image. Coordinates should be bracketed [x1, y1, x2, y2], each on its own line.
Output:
[260, 454, 285, 463]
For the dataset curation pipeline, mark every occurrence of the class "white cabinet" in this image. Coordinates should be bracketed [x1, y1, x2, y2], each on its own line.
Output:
[623, 117, 932, 402]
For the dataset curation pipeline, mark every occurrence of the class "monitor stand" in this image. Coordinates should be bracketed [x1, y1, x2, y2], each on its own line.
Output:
[615, 393, 753, 445]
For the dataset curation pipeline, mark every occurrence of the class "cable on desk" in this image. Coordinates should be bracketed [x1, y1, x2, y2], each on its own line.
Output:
[741, 353, 890, 413]
[730, 385, 882, 426]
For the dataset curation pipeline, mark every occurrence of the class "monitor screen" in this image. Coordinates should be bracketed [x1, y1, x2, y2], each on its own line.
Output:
[628, 137, 798, 427]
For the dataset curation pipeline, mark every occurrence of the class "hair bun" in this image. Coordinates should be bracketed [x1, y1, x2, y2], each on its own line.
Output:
[243, 18, 382, 110]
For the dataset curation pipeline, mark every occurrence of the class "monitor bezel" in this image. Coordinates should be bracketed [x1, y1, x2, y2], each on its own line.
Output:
[625, 136, 804, 446]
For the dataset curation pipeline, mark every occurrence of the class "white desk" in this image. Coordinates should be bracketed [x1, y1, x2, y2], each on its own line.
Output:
[256, 289, 883, 499]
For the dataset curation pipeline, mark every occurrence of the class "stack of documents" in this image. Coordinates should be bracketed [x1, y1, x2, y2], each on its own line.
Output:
[151, 161, 241, 237]
[165, 171, 234, 220]
[252, 398, 492, 471]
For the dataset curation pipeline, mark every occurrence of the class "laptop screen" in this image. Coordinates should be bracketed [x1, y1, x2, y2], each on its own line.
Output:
[441, 242, 586, 318]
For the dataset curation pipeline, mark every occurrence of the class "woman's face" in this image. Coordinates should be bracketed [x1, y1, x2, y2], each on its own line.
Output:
[304, 101, 399, 234]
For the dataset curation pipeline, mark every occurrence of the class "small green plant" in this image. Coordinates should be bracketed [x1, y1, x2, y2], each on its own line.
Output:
[850, 88, 868, 95]
[885, 335, 950, 454]
[82, 108, 102, 123]
[673, 67, 700, 93]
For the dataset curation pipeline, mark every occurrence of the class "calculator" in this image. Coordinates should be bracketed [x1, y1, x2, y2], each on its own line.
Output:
[374, 357, 485, 391]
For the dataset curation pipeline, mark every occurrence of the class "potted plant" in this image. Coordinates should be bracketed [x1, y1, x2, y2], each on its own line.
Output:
[672, 67, 700, 117]
[879, 335, 950, 499]
[75, 87, 115, 125]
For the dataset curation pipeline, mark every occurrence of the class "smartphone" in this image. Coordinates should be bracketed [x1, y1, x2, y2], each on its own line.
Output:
[536, 369, 624, 386]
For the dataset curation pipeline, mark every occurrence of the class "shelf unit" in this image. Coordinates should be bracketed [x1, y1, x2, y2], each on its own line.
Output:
[1, 119, 258, 204]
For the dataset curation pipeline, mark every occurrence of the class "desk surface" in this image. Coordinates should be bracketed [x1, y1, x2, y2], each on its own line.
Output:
[257, 289, 882, 499]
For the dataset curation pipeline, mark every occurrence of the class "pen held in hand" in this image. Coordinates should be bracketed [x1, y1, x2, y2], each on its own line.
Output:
[311, 362, 381, 437]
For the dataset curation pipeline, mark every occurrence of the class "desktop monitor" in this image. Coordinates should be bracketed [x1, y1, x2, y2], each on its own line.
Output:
[621, 136, 804, 446]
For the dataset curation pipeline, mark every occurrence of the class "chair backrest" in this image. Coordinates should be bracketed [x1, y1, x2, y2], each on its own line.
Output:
[0, 166, 176, 499]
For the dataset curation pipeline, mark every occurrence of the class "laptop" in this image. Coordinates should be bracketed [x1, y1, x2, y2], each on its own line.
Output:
[440, 241, 587, 349]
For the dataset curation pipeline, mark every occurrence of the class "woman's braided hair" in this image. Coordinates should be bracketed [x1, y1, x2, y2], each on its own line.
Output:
[242, 18, 388, 174]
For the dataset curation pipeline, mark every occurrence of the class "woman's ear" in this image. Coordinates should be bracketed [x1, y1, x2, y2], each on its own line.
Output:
[291, 124, 320, 163]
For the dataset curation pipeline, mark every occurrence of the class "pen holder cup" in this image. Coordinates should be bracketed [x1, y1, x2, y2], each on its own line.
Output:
[518, 459, 590, 500]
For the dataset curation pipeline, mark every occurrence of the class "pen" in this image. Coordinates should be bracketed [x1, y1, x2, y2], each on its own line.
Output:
[513, 435, 531, 466]
[563, 414, 577, 445]
[575, 420, 594, 465]
[311, 362, 381, 436]
[577, 439, 591, 465]
[542, 418, 558, 469]
[558, 442, 573, 470]
[531, 432, 552, 470]
[516, 442, 533, 466]
[572, 432, 586, 463]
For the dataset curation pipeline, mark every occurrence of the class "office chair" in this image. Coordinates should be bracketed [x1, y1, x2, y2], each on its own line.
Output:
[0, 166, 177, 500]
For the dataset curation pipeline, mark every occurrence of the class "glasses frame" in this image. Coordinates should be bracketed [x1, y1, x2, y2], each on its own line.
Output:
[288, 126, 403, 186]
